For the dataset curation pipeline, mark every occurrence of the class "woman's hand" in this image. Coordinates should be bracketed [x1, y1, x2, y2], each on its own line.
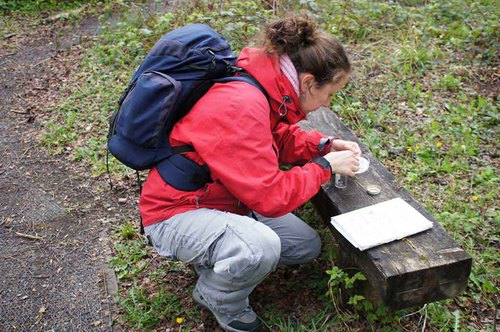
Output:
[330, 139, 361, 157]
[323, 150, 360, 176]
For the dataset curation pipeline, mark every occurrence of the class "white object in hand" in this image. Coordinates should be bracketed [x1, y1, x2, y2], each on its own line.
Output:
[355, 156, 370, 174]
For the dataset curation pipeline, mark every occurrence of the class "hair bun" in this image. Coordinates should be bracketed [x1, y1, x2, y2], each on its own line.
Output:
[265, 14, 318, 55]
[262, 14, 351, 86]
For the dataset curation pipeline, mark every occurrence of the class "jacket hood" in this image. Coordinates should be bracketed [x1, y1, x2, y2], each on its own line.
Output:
[237, 47, 306, 125]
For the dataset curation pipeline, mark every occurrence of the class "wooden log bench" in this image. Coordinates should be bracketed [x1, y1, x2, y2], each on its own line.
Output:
[300, 108, 472, 310]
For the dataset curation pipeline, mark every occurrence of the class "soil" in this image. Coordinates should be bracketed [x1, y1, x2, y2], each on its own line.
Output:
[0, 14, 133, 332]
[0, 12, 344, 332]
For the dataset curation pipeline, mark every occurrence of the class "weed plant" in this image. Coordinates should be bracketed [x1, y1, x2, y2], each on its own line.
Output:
[36, 0, 499, 330]
[0, 0, 105, 14]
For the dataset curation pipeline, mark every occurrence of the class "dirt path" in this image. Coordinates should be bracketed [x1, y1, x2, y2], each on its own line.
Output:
[0, 14, 125, 332]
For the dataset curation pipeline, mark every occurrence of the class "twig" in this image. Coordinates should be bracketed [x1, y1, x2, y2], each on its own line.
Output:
[469, 169, 476, 192]
[0, 52, 16, 58]
[14, 231, 44, 241]
[399, 304, 428, 331]
[421, 304, 428, 332]
[494, 295, 498, 332]
[9, 109, 29, 115]
[22, 146, 33, 157]
[30, 57, 51, 69]
[101, 270, 114, 331]
[14, 93, 28, 103]
[320, 313, 332, 328]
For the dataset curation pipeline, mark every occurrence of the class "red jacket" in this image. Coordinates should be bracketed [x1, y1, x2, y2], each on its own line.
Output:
[139, 48, 332, 226]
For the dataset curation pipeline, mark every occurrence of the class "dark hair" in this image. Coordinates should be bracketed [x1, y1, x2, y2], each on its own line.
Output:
[264, 14, 351, 86]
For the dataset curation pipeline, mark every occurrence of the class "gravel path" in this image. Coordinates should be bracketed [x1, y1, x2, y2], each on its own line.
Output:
[0, 14, 120, 332]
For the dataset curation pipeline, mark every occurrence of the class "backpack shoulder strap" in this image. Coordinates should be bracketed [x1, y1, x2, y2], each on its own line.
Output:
[214, 71, 269, 101]
[171, 72, 269, 158]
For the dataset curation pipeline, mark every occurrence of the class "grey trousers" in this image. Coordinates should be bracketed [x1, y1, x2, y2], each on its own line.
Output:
[144, 208, 321, 314]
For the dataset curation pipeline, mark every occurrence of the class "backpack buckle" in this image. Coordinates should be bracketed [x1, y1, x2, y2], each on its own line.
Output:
[226, 65, 242, 76]
[207, 49, 217, 70]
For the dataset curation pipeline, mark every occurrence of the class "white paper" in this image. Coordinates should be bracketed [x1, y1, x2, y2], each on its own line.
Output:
[330, 198, 433, 251]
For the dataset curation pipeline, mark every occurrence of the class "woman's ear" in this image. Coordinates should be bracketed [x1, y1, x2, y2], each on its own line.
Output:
[298, 73, 315, 96]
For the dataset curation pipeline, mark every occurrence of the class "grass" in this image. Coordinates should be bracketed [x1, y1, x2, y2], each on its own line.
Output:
[110, 221, 201, 329]
[0, 0, 104, 15]
[29, 0, 500, 330]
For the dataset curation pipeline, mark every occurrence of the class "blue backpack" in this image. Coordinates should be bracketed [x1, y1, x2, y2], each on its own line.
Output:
[107, 24, 266, 191]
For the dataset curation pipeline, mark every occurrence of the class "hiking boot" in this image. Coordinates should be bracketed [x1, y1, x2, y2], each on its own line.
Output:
[192, 287, 260, 332]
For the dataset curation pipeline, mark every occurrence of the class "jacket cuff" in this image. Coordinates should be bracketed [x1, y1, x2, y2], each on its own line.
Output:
[311, 157, 332, 173]
[318, 136, 340, 153]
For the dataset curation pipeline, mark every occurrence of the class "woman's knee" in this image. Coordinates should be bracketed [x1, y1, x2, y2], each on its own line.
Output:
[212, 222, 281, 279]
[255, 225, 281, 271]
[305, 232, 322, 260]
[281, 231, 321, 265]
[257, 213, 322, 264]
[240, 222, 281, 279]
